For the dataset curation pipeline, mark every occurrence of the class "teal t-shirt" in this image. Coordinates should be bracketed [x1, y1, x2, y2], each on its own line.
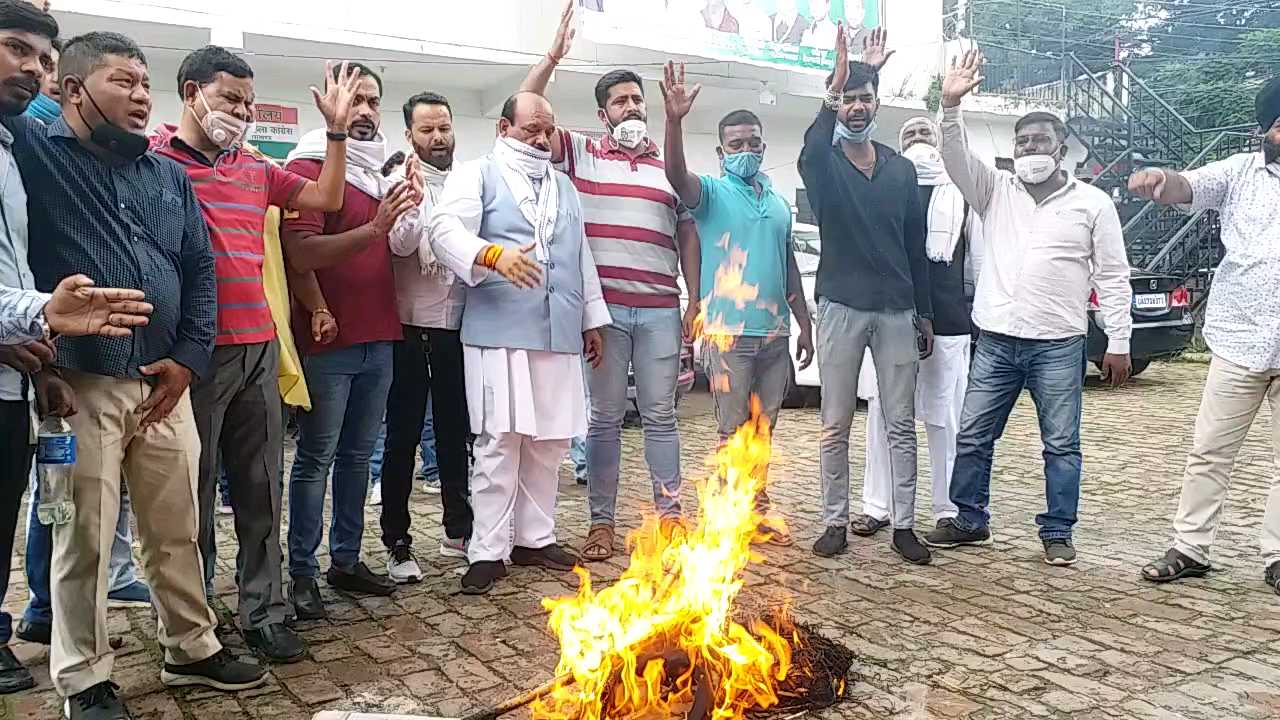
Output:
[691, 172, 792, 338]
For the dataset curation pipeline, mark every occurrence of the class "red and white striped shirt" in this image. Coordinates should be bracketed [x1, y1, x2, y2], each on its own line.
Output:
[555, 130, 693, 309]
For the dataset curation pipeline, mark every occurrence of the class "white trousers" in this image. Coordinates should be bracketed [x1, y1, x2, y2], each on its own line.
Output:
[468, 429, 568, 563]
[1171, 355, 1280, 568]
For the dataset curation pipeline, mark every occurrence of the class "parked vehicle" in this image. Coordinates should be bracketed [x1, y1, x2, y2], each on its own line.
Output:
[1087, 272, 1194, 377]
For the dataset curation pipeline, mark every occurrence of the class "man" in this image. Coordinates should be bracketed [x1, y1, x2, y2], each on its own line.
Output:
[798, 27, 933, 565]
[702, 0, 739, 33]
[924, 49, 1133, 566]
[378, 90, 473, 581]
[770, 0, 809, 44]
[4, 30, 268, 716]
[661, 62, 814, 544]
[149, 46, 359, 662]
[1134, 77, 1280, 594]
[800, 0, 836, 48]
[853, 115, 981, 547]
[22, 35, 56, 121]
[520, 3, 700, 561]
[430, 91, 610, 595]
[283, 61, 419, 618]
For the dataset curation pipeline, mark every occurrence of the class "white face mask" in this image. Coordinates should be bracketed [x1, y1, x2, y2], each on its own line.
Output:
[1014, 153, 1060, 185]
[611, 119, 647, 149]
[198, 89, 251, 150]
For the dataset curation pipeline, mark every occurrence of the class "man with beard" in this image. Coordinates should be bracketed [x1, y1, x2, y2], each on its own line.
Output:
[430, 91, 610, 595]
[4, 29, 269, 716]
[799, 26, 934, 565]
[1134, 77, 1280, 595]
[925, 49, 1132, 566]
[377, 91, 473, 581]
[521, 1, 701, 561]
[282, 62, 419, 618]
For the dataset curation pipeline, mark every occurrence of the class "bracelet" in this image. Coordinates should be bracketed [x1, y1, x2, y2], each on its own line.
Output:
[326, 130, 348, 142]
[312, 308, 334, 318]
[823, 90, 842, 111]
[479, 244, 504, 269]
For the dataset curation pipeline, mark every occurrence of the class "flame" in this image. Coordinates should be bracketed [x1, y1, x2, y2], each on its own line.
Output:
[536, 400, 792, 720]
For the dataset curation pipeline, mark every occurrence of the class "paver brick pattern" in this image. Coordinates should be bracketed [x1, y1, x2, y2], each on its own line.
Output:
[3, 361, 1278, 719]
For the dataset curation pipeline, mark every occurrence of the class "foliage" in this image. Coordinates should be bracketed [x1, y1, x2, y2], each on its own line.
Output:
[925, 75, 943, 113]
[1141, 28, 1280, 128]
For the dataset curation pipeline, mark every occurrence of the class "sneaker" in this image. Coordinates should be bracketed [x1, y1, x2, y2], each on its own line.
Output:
[107, 580, 152, 608]
[421, 476, 441, 494]
[922, 521, 993, 548]
[892, 529, 933, 565]
[367, 482, 382, 507]
[510, 544, 579, 571]
[1266, 561, 1280, 596]
[461, 560, 507, 595]
[63, 681, 129, 719]
[440, 535, 468, 559]
[811, 526, 848, 558]
[15, 618, 51, 645]
[216, 497, 234, 516]
[160, 648, 267, 691]
[386, 544, 424, 584]
[1042, 539, 1077, 566]
[326, 562, 396, 596]
[0, 647, 35, 695]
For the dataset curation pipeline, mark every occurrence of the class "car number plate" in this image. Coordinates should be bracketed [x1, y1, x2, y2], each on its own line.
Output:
[1134, 293, 1168, 310]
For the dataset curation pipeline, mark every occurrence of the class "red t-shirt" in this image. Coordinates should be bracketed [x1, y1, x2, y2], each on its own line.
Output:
[282, 159, 402, 355]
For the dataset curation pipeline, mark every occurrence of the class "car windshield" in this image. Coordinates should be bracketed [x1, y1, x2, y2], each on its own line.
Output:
[794, 226, 820, 276]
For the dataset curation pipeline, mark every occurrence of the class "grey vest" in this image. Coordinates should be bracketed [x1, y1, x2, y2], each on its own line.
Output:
[460, 157, 587, 354]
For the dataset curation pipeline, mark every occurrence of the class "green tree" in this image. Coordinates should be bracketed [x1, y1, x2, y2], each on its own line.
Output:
[1142, 28, 1280, 128]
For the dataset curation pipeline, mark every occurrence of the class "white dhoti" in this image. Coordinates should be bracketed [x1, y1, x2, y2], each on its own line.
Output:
[859, 335, 971, 522]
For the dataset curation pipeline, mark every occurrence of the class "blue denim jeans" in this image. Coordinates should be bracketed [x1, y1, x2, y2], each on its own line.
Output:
[370, 403, 437, 485]
[288, 342, 393, 577]
[586, 305, 683, 525]
[950, 332, 1085, 541]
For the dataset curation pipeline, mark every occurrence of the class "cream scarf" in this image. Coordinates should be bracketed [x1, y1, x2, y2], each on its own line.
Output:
[491, 136, 556, 262]
[288, 128, 389, 200]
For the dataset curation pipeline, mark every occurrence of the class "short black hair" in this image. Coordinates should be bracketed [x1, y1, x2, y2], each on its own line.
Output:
[402, 91, 451, 129]
[500, 94, 518, 123]
[176, 45, 252, 98]
[51, 37, 62, 53]
[825, 61, 879, 94]
[718, 109, 762, 142]
[382, 150, 405, 177]
[60, 31, 146, 85]
[594, 69, 643, 109]
[333, 61, 382, 95]
[1015, 111, 1068, 143]
[0, 0, 58, 42]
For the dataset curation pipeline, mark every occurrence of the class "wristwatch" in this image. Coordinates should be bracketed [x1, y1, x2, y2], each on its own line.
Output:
[326, 130, 348, 142]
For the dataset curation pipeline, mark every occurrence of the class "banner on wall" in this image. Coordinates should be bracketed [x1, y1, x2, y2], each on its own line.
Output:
[579, 0, 882, 73]
[249, 103, 300, 159]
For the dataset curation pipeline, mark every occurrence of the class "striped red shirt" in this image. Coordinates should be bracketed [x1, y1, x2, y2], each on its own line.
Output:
[555, 130, 693, 309]
[151, 125, 306, 345]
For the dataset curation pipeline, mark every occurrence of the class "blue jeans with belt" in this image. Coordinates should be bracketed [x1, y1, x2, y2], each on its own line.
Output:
[949, 332, 1085, 541]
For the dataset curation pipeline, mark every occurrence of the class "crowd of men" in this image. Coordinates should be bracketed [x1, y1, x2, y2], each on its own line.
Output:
[0, 0, 1277, 717]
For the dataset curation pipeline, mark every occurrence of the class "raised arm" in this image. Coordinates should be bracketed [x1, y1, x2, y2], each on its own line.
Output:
[1128, 153, 1248, 212]
[660, 61, 703, 209]
[287, 62, 365, 212]
[519, 0, 577, 163]
[800, 23, 850, 190]
[939, 49, 999, 216]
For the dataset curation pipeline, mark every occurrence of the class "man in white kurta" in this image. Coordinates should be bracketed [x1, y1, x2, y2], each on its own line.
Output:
[430, 92, 610, 594]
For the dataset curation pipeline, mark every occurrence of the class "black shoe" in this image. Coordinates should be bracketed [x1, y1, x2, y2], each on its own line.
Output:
[510, 544, 579, 571]
[160, 649, 267, 691]
[923, 521, 992, 548]
[289, 576, 327, 620]
[64, 681, 130, 719]
[0, 647, 35, 694]
[1042, 539, 1077, 566]
[15, 619, 51, 645]
[326, 562, 396, 596]
[245, 623, 307, 664]
[1267, 562, 1280, 596]
[811, 526, 848, 557]
[892, 529, 933, 565]
[461, 561, 508, 595]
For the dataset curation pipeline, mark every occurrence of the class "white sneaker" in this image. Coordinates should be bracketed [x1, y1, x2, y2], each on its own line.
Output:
[421, 476, 441, 495]
[440, 536, 468, 559]
[367, 483, 382, 506]
[387, 544, 423, 584]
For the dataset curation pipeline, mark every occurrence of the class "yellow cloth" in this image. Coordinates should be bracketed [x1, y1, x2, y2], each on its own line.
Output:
[262, 206, 311, 410]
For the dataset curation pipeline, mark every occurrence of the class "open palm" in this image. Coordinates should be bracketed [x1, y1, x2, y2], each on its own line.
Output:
[313, 61, 362, 131]
[660, 62, 702, 120]
[942, 49, 986, 107]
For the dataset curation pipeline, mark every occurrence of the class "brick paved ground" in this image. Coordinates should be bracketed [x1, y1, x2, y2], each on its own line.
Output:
[4, 360, 1279, 720]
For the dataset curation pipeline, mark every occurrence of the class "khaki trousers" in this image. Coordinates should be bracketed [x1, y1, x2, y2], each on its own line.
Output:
[1172, 355, 1280, 568]
[50, 369, 220, 697]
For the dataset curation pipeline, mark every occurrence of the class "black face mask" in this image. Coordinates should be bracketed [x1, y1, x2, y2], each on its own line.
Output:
[68, 76, 149, 161]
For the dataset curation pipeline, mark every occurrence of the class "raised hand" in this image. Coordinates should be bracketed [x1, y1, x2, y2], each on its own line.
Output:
[659, 62, 702, 121]
[312, 60, 362, 133]
[942, 49, 985, 108]
[1128, 169, 1168, 201]
[861, 26, 895, 70]
[828, 22, 849, 93]
[547, 0, 577, 62]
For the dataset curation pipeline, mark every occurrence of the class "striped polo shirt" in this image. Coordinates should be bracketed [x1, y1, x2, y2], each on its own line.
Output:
[151, 125, 306, 345]
[556, 129, 693, 309]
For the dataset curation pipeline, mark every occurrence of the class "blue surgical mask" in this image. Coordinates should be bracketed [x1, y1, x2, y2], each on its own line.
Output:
[833, 119, 876, 146]
[24, 93, 61, 124]
[722, 151, 763, 180]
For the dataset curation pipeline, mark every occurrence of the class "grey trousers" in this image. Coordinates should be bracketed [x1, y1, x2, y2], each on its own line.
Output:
[817, 300, 920, 529]
[192, 339, 286, 630]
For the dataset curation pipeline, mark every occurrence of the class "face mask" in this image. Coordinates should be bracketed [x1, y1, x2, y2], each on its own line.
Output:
[69, 77, 149, 161]
[833, 118, 876, 145]
[197, 89, 251, 150]
[1014, 153, 1060, 185]
[610, 118, 647, 149]
[24, 93, 61, 123]
[722, 151, 763, 180]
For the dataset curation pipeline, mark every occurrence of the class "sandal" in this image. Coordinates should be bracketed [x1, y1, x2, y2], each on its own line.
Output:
[850, 514, 890, 538]
[581, 524, 615, 562]
[1141, 548, 1211, 583]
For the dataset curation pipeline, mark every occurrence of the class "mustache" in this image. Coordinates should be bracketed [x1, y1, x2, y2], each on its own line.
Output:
[5, 77, 38, 94]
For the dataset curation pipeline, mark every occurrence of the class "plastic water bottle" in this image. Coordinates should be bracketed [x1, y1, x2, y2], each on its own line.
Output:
[36, 416, 75, 526]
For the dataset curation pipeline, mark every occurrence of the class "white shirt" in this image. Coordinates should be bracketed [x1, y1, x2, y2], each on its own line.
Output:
[0, 130, 45, 400]
[1184, 152, 1280, 371]
[940, 107, 1133, 353]
[387, 161, 466, 330]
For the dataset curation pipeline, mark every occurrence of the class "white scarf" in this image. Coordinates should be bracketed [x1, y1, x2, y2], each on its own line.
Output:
[903, 142, 965, 265]
[288, 128, 389, 200]
[390, 156, 452, 275]
[492, 136, 557, 263]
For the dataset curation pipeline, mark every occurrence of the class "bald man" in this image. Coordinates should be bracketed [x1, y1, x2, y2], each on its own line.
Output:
[430, 92, 610, 594]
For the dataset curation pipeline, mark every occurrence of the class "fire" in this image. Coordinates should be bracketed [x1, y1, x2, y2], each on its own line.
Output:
[535, 401, 792, 720]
